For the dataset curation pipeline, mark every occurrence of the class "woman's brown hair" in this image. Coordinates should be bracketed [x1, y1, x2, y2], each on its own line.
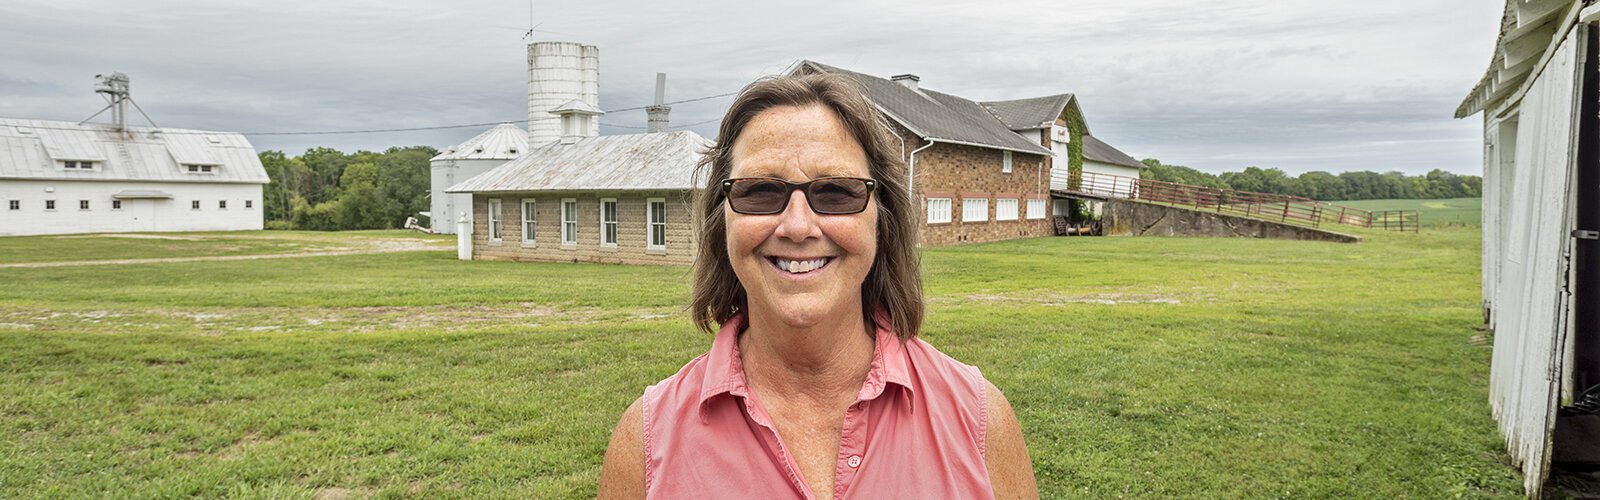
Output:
[691, 72, 923, 339]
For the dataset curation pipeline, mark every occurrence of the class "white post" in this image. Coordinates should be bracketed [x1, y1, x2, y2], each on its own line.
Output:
[456, 214, 472, 260]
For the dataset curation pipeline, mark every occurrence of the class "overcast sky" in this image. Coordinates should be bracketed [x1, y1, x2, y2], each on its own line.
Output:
[1, 0, 1503, 175]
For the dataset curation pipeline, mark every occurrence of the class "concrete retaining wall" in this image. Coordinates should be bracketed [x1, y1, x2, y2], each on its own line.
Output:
[1100, 199, 1360, 243]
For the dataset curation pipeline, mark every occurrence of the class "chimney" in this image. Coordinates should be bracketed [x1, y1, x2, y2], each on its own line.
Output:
[646, 72, 671, 133]
[891, 74, 920, 90]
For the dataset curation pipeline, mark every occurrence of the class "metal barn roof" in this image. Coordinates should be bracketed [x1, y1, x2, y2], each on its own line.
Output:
[445, 130, 708, 193]
[1082, 135, 1146, 169]
[792, 61, 1054, 155]
[0, 118, 268, 184]
[432, 122, 530, 161]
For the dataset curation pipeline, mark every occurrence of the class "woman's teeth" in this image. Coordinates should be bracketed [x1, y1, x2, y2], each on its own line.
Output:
[776, 257, 829, 274]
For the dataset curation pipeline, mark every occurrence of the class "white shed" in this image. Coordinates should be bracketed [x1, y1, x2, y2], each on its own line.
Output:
[0, 118, 267, 236]
[428, 123, 528, 234]
[1456, 0, 1599, 494]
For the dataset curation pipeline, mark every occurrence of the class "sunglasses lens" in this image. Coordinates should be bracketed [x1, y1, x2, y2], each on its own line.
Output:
[808, 179, 870, 214]
[728, 179, 788, 214]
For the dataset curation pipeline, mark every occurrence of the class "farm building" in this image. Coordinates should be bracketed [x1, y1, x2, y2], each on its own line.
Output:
[790, 61, 1145, 245]
[0, 75, 266, 236]
[444, 118, 706, 265]
[1456, 0, 1599, 494]
[428, 123, 528, 234]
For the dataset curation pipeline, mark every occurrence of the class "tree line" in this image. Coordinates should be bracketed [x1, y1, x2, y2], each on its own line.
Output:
[259, 146, 436, 230]
[1138, 159, 1482, 201]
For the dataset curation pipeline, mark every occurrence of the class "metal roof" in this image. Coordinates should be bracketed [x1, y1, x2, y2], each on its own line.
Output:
[432, 123, 530, 161]
[0, 118, 268, 184]
[445, 130, 709, 193]
[1456, 0, 1587, 118]
[549, 99, 604, 115]
[792, 61, 1053, 155]
[1082, 135, 1146, 169]
[981, 94, 1083, 132]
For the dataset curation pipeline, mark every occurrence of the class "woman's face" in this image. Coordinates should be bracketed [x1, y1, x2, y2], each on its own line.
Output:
[726, 104, 878, 329]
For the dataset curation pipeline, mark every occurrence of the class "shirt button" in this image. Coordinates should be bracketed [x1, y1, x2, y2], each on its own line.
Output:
[847, 455, 862, 468]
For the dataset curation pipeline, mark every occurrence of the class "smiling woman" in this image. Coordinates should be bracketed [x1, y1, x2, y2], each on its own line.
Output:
[597, 74, 1039, 499]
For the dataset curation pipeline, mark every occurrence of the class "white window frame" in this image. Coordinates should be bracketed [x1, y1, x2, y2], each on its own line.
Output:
[1027, 198, 1047, 220]
[191, 200, 200, 210]
[521, 198, 537, 244]
[79, 199, 90, 211]
[647, 197, 667, 251]
[1002, 151, 1013, 174]
[112, 199, 122, 210]
[218, 200, 227, 210]
[185, 164, 217, 174]
[600, 198, 618, 248]
[488, 198, 503, 242]
[926, 198, 952, 224]
[561, 198, 577, 246]
[8, 200, 18, 211]
[245, 200, 253, 209]
[996, 198, 1019, 221]
[962, 197, 988, 223]
[45, 200, 56, 211]
[61, 160, 97, 171]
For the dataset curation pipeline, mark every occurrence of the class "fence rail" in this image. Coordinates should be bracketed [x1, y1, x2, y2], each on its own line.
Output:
[1064, 170, 1417, 231]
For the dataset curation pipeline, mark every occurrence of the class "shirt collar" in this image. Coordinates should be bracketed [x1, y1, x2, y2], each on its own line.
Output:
[697, 311, 915, 421]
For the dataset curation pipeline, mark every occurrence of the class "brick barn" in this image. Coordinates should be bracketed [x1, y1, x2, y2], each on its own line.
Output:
[790, 61, 1144, 246]
[446, 124, 707, 265]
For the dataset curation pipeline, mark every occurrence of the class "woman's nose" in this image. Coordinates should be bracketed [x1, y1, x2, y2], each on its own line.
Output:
[773, 189, 821, 241]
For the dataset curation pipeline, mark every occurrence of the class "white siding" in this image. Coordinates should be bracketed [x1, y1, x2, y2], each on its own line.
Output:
[430, 157, 514, 234]
[1484, 27, 1583, 495]
[0, 179, 262, 236]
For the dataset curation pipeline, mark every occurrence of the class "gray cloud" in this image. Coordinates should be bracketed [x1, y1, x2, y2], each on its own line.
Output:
[0, 0, 1503, 175]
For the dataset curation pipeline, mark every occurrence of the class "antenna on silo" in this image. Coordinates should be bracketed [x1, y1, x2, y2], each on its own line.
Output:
[79, 72, 160, 135]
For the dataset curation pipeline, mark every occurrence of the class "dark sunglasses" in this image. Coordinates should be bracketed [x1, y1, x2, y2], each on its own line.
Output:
[720, 176, 878, 215]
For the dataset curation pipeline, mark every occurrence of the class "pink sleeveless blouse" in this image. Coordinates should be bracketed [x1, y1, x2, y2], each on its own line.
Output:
[641, 312, 994, 499]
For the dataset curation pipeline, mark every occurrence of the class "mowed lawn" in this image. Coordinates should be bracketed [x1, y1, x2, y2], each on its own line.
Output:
[0, 216, 1521, 497]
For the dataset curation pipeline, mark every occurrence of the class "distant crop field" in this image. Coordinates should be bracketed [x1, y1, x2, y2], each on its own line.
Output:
[0, 227, 1519, 497]
[1334, 197, 1482, 228]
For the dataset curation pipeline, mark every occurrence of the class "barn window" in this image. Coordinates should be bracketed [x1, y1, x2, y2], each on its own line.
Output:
[521, 199, 537, 244]
[8, 200, 17, 211]
[79, 200, 90, 211]
[488, 198, 503, 242]
[926, 198, 952, 224]
[45, 200, 56, 211]
[600, 198, 618, 247]
[962, 198, 988, 223]
[1027, 199, 1046, 220]
[112, 200, 122, 210]
[1002, 151, 1013, 174]
[996, 199, 1019, 221]
[191, 200, 201, 210]
[245, 200, 253, 209]
[561, 198, 577, 246]
[647, 198, 667, 250]
[218, 200, 227, 210]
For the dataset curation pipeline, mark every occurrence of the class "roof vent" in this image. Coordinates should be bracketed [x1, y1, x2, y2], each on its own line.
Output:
[508, 148, 518, 155]
[16, 126, 33, 134]
[474, 147, 484, 153]
[891, 74, 920, 90]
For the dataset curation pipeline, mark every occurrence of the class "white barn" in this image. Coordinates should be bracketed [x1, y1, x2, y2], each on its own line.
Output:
[1456, 0, 1598, 494]
[0, 118, 267, 236]
[428, 123, 528, 234]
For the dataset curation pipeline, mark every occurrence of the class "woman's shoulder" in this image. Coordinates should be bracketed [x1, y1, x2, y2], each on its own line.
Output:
[642, 350, 714, 409]
[902, 336, 989, 394]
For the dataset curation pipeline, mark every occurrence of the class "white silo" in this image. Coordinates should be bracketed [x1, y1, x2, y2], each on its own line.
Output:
[527, 42, 599, 146]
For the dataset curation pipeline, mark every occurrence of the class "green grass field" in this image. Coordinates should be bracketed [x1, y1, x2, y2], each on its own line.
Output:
[0, 230, 450, 264]
[1335, 197, 1483, 228]
[0, 224, 1518, 498]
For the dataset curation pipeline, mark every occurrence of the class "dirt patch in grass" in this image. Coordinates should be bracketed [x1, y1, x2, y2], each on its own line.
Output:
[0, 303, 683, 335]
[936, 291, 1185, 306]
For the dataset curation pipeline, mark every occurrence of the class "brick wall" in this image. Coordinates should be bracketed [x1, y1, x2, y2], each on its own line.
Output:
[471, 191, 695, 265]
[891, 123, 1055, 247]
